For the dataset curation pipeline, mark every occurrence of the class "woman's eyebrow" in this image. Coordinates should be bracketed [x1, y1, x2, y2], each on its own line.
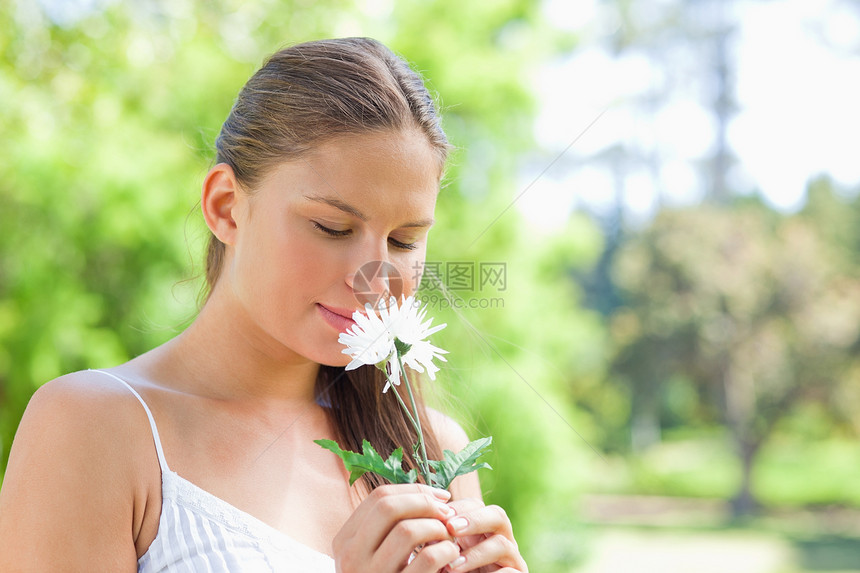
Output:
[400, 218, 435, 229]
[302, 194, 434, 228]
[303, 194, 368, 221]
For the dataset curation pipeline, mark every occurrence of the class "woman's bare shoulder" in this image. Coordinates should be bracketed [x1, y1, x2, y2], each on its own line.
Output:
[17, 370, 154, 448]
[0, 370, 153, 569]
[27, 369, 138, 410]
[8, 369, 160, 490]
[426, 406, 471, 452]
[425, 406, 483, 500]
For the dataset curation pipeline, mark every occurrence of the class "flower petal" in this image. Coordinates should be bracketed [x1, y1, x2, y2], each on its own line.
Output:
[337, 295, 447, 393]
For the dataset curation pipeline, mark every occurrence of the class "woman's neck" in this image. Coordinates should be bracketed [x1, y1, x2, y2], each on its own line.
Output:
[153, 289, 322, 406]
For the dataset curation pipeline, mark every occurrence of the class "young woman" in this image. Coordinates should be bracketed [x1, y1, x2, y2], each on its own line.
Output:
[0, 38, 528, 572]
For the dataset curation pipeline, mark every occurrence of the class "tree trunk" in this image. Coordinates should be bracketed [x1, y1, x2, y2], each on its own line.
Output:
[720, 362, 761, 517]
[730, 440, 759, 518]
[631, 374, 661, 453]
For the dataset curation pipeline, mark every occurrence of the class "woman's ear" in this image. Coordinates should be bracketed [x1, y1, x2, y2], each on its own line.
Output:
[202, 163, 242, 246]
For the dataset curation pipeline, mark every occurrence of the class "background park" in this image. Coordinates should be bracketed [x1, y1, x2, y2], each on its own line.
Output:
[2, 0, 860, 571]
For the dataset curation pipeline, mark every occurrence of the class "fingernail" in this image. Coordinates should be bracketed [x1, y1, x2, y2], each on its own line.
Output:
[448, 556, 466, 569]
[435, 501, 455, 518]
[431, 488, 452, 500]
[448, 516, 468, 533]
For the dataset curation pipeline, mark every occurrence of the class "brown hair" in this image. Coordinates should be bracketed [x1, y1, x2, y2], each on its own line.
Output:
[205, 38, 450, 488]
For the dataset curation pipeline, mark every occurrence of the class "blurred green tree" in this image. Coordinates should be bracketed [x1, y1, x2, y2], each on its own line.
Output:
[610, 196, 860, 515]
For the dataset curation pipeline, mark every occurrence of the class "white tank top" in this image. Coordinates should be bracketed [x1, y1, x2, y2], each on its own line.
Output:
[93, 370, 336, 573]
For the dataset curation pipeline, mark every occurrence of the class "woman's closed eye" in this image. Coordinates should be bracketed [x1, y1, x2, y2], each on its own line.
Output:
[313, 221, 351, 237]
[313, 221, 419, 251]
[388, 236, 418, 251]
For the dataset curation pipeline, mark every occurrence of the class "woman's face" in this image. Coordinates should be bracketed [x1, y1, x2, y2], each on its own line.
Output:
[223, 129, 441, 367]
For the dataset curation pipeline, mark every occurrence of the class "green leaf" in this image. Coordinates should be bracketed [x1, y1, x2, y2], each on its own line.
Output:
[394, 338, 412, 355]
[314, 439, 419, 486]
[428, 437, 493, 490]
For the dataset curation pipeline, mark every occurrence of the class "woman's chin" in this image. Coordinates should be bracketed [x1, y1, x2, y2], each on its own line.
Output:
[315, 352, 352, 369]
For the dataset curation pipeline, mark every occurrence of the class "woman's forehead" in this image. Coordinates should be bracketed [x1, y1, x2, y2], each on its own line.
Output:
[254, 130, 441, 216]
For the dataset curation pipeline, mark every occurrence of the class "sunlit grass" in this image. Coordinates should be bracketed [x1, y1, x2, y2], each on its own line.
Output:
[582, 431, 860, 510]
[756, 437, 860, 507]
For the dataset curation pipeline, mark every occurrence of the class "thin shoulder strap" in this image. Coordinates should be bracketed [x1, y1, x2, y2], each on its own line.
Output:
[89, 369, 170, 473]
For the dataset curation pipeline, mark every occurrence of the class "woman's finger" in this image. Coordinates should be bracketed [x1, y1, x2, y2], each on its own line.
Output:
[444, 497, 484, 516]
[439, 503, 529, 572]
[400, 538, 462, 572]
[445, 504, 514, 542]
[445, 533, 526, 572]
[363, 490, 455, 551]
[337, 484, 452, 547]
[375, 517, 455, 568]
[333, 486, 453, 572]
[348, 484, 451, 533]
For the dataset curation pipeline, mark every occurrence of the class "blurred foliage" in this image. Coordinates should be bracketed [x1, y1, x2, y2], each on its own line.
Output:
[606, 180, 860, 515]
[0, 0, 601, 567]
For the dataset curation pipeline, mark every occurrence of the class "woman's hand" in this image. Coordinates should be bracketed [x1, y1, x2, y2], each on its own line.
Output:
[333, 483, 463, 573]
[442, 498, 528, 573]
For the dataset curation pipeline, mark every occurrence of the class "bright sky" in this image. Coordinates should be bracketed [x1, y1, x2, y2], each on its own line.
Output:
[521, 0, 860, 228]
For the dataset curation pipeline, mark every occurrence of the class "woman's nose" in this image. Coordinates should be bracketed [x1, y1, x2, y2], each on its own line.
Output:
[348, 259, 405, 308]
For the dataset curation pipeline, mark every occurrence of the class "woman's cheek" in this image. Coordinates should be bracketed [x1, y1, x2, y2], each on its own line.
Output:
[294, 239, 345, 276]
[397, 251, 427, 297]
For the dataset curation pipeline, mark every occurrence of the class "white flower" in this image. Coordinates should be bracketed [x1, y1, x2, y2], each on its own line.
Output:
[338, 302, 396, 370]
[339, 296, 448, 392]
[389, 295, 448, 380]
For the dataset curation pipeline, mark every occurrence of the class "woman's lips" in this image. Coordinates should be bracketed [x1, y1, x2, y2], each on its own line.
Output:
[317, 303, 358, 333]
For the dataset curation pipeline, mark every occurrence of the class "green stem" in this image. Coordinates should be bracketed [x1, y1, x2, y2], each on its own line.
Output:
[390, 374, 420, 438]
[389, 366, 426, 481]
[396, 351, 432, 485]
